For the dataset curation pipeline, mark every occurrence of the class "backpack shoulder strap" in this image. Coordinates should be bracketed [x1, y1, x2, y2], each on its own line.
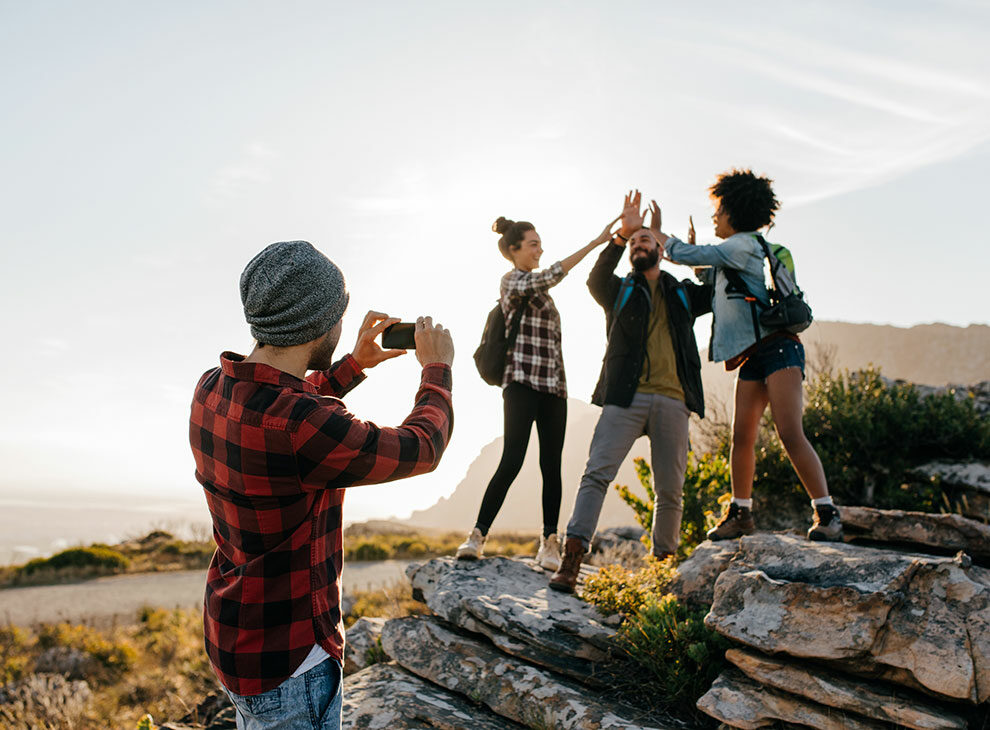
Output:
[720, 266, 763, 345]
[505, 295, 531, 348]
[612, 274, 636, 316]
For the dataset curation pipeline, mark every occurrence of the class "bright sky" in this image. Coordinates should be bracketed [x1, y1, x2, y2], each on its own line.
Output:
[3, 1, 989, 524]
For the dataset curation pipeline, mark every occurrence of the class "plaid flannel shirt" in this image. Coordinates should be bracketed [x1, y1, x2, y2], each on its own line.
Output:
[500, 261, 568, 398]
[189, 352, 453, 696]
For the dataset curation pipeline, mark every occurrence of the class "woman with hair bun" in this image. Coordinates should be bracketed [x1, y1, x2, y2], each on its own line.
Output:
[456, 215, 619, 569]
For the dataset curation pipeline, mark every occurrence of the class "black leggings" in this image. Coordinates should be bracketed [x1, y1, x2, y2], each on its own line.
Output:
[475, 382, 567, 537]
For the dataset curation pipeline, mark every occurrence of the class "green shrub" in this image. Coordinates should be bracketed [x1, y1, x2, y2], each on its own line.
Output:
[363, 636, 389, 667]
[614, 454, 730, 559]
[803, 368, 990, 509]
[582, 558, 677, 616]
[618, 367, 990, 538]
[37, 622, 137, 681]
[18, 546, 130, 577]
[612, 594, 730, 717]
[349, 541, 390, 561]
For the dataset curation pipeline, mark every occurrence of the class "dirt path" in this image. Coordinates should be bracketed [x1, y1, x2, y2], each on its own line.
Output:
[0, 560, 417, 626]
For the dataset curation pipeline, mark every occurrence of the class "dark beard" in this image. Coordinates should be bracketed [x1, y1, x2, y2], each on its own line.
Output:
[307, 329, 339, 370]
[631, 247, 660, 272]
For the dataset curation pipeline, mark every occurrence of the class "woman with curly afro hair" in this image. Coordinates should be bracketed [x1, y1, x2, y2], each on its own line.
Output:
[649, 169, 841, 542]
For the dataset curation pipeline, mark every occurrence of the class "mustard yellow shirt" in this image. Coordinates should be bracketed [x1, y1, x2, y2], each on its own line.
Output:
[638, 279, 685, 402]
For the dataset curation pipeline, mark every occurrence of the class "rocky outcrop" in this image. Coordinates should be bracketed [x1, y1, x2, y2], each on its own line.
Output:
[341, 663, 516, 730]
[667, 540, 737, 606]
[841, 505, 990, 562]
[693, 532, 989, 727]
[698, 669, 885, 730]
[406, 556, 616, 685]
[588, 526, 647, 567]
[724, 647, 968, 729]
[704, 534, 990, 703]
[381, 615, 669, 730]
[343, 616, 387, 675]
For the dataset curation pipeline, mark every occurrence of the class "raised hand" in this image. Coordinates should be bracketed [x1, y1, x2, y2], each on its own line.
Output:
[593, 216, 622, 245]
[619, 189, 643, 237]
[648, 199, 662, 237]
[688, 215, 696, 245]
[352, 311, 407, 370]
[415, 316, 454, 367]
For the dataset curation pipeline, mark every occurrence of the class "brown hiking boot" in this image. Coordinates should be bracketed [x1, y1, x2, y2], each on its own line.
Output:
[808, 504, 843, 542]
[548, 537, 585, 593]
[706, 502, 755, 541]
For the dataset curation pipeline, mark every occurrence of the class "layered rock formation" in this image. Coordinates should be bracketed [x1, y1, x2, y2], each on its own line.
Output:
[342, 556, 673, 729]
[686, 521, 989, 728]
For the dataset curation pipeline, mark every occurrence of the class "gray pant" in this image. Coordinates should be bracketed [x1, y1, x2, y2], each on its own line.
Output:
[565, 392, 690, 556]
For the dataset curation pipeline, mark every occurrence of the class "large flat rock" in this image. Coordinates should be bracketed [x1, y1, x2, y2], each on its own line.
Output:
[842, 505, 990, 562]
[341, 663, 517, 730]
[668, 540, 737, 606]
[725, 647, 968, 730]
[705, 534, 990, 704]
[382, 615, 672, 730]
[697, 669, 885, 730]
[406, 557, 615, 684]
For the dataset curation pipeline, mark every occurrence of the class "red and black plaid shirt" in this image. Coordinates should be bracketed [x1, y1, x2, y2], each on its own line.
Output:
[189, 352, 453, 696]
[500, 261, 568, 398]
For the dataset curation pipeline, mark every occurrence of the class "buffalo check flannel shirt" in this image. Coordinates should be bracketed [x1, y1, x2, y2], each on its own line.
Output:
[189, 352, 453, 696]
[500, 261, 568, 398]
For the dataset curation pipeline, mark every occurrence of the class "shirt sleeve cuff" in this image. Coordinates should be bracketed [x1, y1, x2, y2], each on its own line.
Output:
[421, 363, 452, 391]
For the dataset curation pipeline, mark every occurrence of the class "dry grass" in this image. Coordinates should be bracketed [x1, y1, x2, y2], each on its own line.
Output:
[0, 607, 217, 729]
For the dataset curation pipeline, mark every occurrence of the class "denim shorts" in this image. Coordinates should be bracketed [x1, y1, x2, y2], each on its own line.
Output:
[738, 338, 805, 382]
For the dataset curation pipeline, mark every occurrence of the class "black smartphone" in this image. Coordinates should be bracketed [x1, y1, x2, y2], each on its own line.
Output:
[382, 322, 416, 350]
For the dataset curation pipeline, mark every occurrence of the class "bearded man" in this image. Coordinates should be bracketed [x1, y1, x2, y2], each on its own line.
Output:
[550, 192, 712, 592]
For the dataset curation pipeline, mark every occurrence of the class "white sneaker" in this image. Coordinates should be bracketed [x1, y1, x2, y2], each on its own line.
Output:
[456, 528, 486, 560]
[536, 533, 561, 571]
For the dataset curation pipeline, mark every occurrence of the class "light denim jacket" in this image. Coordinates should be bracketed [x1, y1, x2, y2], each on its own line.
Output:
[665, 232, 771, 362]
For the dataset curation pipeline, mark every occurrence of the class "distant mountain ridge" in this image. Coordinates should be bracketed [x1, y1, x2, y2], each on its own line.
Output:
[403, 321, 990, 532]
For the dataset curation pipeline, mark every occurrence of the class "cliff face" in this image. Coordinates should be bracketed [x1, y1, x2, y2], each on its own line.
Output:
[405, 321, 990, 532]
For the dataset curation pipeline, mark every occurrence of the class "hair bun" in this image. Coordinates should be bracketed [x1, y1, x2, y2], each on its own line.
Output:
[493, 216, 514, 234]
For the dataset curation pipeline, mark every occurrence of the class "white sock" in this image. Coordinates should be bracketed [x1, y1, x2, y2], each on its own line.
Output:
[812, 496, 834, 508]
[732, 498, 753, 509]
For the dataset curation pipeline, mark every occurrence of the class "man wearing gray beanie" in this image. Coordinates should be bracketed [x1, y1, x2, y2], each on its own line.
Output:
[190, 240, 454, 729]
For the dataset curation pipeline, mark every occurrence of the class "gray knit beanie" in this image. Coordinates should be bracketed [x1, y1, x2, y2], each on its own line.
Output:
[239, 240, 349, 347]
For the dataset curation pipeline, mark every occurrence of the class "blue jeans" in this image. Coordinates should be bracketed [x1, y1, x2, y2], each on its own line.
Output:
[224, 658, 342, 730]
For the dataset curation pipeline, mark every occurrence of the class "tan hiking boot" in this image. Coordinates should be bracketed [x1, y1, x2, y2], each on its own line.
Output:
[536, 534, 561, 571]
[455, 528, 486, 560]
[808, 504, 843, 542]
[706, 502, 755, 541]
[548, 537, 585, 593]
